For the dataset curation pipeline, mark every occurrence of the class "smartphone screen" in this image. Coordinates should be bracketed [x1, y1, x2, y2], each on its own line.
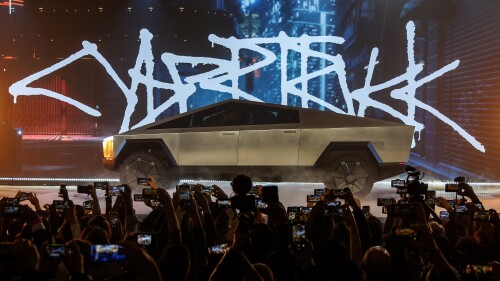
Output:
[216, 199, 231, 208]
[137, 233, 153, 246]
[90, 245, 127, 262]
[292, 224, 306, 251]
[178, 185, 191, 208]
[133, 194, 144, 201]
[306, 194, 320, 202]
[46, 244, 66, 260]
[208, 243, 230, 255]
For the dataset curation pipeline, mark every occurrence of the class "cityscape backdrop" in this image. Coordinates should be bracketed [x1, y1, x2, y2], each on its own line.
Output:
[0, 0, 499, 182]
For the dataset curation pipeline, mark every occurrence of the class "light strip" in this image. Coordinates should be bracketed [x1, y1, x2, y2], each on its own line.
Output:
[378, 181, 500, 187]
[0, 177, 120, 182]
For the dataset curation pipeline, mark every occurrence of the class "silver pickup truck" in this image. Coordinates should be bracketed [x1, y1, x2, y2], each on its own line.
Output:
[103, 99, 414, 196]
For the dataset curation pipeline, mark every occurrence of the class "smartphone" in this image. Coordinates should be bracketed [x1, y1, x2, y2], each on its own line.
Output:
[474, 210, 491, 221]
[108, 212, 119, 228]
[208, 243, 231, 255]
[90, 245, 127, 262]
[53, 200, 68, 210]
[455, 205, 468, 214]
[137, 178, 150, 185]
[439, 211, 449, 218]
[142, 188, 158, 199]
[391, 179, 406, 188]
[292, 224, 306, 251]
[216, 199, 231, 208]
[83, 200, 93, 210]
[45, 244, 66, 260]
[393, 227, 418, 240]
[326, 201, 341, 207]
[465, 264, 493, 276]
[133, 194, 144, 201]
[306, 194, 320, 202]
[362, 205, 370, 215]
[77, 185, 92, 194]
[287, 206, 300, 224]
[2, 206, 20, 217]
[377, 198, 393, 206]
[109, 186, 125, 196]
[324, 205, 344, 216]
[475, 203, 484, 210]
[332, 189, 346, 197]
[255, 198, 268, 211]
[137, 232, 153, 246]
[3, 198, 19, 206]
[178, 185, 191, 209]
[447, 199, 456, 207]
[201, 185, 214, 195]
[314, 188, 326, 196]
[426, 190, 436, 199]
[94, 181, 109, 190]
[18, 192, 30, 202]
[389, 203, 417, 217]
[150, 199, 161, 207]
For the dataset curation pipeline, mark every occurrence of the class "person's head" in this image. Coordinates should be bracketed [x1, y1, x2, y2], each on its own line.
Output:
[87, 215, 112, 238]
[159, 243, 191, 281]
[81, 225, 109, 245]
[362, 246, 391, 281]
[253, 263, 274, 281]
[231, 174, 253, 195]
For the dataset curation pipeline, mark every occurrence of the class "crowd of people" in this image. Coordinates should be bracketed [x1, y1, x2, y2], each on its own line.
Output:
[0, 173, 499, 281]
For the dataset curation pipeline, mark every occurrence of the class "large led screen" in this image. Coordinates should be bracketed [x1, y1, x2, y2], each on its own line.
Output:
[0, 0, 499, 182]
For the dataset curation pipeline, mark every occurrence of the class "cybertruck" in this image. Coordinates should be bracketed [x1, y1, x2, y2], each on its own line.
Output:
[103, 99, 414, 196]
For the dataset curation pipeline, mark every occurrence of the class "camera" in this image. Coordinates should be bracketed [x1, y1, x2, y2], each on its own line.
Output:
[133, 194, 143, 201]
[137, 177, 150, 185]
[377, 198, 393, 206]
[208, 243, 231, 255]
[388, 203, 417, 217]
[465, 264, 493, 278]
[445, 184, 459, 192]
[77, 185, 92, 194]
[90, 245, 127, 262]
[45, 244, 66, 260]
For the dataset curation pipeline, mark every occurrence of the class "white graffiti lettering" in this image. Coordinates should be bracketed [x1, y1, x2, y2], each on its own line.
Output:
[8, 21, 485, 152]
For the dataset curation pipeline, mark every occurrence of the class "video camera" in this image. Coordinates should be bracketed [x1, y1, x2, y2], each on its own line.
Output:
[391, 166, 428, 199]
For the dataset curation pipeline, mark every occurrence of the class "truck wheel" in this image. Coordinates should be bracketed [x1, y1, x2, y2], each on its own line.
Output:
[119, 151, 177, 191]
[324, 155, 377, 198]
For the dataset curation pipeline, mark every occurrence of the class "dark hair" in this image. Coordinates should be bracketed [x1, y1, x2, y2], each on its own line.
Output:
[231, 174, 253, 195]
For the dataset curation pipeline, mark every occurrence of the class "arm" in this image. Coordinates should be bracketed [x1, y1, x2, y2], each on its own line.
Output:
[344, 189, 372, 253]
[121, 185, 142, 235]
[89, 185, 102, 216]
[158, 188, 181, 243]
[343, 205, 362, 267]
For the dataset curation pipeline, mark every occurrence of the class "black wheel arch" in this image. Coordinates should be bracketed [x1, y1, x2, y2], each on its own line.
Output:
[115, 139, 176, 169]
